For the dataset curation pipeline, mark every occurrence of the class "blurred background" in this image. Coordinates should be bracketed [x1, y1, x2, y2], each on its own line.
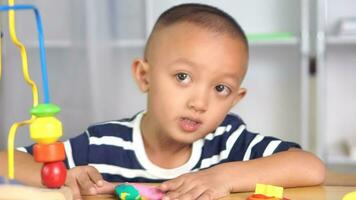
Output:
[0, 0, 356, 173]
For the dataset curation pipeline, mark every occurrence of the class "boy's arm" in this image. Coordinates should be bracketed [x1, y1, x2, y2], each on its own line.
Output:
[160, 148, 325, 199]
[0, 150, 43, 187]
[219, 148, 326, 192]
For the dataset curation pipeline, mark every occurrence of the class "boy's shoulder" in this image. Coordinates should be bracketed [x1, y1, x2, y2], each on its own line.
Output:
[221, 112, 246, 127]
[85, 111, 142, 139]
[202, 113, 248, 141]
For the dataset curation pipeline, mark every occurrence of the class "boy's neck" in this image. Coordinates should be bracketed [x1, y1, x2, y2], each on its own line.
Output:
[140, 113, 192, 169]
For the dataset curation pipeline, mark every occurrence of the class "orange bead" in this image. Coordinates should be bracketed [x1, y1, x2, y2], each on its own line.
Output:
[33, 142, 65, 163]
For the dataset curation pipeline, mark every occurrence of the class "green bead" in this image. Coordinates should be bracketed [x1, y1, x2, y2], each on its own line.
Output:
[115, 184, 141, 200]
[30, 104, 61, 117]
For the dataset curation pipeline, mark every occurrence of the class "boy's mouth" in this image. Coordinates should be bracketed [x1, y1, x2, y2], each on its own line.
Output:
[179, 117, 202, 132]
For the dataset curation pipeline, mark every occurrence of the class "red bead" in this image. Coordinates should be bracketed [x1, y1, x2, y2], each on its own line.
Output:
[41, 161, 67, 188]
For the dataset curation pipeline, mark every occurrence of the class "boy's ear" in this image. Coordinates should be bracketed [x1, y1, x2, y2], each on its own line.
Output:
[132, 59, 150, 92]
[232, 87, 247, 106]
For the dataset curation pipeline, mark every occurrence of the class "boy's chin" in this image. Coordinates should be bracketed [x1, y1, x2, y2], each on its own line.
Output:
[170, 134, 201, 145]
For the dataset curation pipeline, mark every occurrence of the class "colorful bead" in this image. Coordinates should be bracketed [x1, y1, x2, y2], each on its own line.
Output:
[41, 161, 67, 188]
[33, 142, 65, 162]
[30, 104, 61, 117]
[29, 116, 62, 144]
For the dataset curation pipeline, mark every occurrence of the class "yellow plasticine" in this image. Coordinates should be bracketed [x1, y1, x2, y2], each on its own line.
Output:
[30, 117, 62, 144]
[7, 118, 36, 179]
[120, 192, 128, 199]
[118, 192, 144, 200]
[254, 183, 284, 199]
[343, 191, 356, 200]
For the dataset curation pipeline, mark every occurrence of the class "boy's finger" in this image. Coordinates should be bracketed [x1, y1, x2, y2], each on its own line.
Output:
[179, 186, 205, 200]
[77, 171, 97, 195]
[164, 182, 195, 200]
[87, 166, 104, 186]
[162, 191, 180, 200]
[95, 181, 116, 194]
[159, 178, 184, 192]
[196, 190, 214, 200]
[67, 179, 83, 200]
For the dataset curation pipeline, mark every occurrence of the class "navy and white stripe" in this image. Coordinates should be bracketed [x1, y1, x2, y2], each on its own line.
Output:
[22, 111, 300, 183]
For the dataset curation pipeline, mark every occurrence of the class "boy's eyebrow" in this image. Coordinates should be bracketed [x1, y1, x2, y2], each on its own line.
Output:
[170, 58, 197, 68]
[221, 74, 242, 86]
[171, 58, 241, 83]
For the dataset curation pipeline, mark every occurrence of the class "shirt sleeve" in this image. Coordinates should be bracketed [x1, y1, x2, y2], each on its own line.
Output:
[228, 128, 301, 161]
[63, 131, 90, 168]
[18, 131, 90, 169]
[223, 114, 301, 162]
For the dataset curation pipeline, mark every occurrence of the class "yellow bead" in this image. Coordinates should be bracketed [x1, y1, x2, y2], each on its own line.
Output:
[30, 117, 62, 144]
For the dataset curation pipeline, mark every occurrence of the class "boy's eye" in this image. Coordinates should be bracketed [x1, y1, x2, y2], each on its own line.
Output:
[215, 84, 231, 96]
[175, 73, 191, 84]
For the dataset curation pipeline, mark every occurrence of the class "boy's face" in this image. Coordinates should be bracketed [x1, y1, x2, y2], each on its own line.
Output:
[133, 22, 248, 144]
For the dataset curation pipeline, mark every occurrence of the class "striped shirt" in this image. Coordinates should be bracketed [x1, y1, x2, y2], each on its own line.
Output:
[20, 111, 300, 183]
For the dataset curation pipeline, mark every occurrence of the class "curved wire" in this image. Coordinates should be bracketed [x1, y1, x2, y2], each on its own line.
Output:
[0, 4, 51, 103]
[0, 2, 43, 179]
[7, 119, 35, 179]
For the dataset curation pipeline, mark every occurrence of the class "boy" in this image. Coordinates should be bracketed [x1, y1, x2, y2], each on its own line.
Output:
[0, 3, 325, 200]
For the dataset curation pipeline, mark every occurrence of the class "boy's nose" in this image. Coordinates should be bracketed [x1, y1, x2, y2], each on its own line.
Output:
[187, 88, 209, 113]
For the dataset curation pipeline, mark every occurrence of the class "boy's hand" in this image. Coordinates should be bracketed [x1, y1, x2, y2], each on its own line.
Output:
[159, 166, 232, 200]
[65, 166, 114, 200]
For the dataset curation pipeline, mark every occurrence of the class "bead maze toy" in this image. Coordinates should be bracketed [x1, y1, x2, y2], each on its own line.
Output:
[0, 0, 66, 189]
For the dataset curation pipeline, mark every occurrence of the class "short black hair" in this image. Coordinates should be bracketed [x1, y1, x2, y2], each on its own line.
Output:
[144, 3, 249, 59]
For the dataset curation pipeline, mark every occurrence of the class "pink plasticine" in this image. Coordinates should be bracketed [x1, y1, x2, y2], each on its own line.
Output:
[130, 183, 165, 200]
